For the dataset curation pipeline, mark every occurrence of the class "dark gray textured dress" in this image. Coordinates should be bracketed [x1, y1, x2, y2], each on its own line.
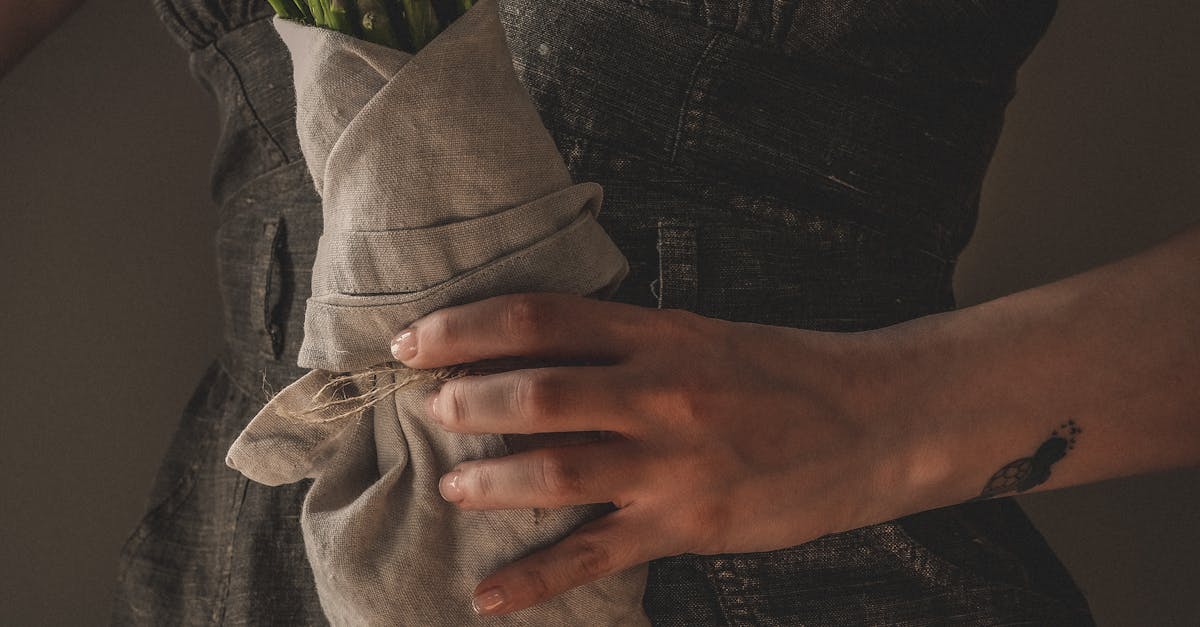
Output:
[112, 0, 1097, 623]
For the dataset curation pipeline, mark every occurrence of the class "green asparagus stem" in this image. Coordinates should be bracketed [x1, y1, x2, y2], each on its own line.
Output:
[354, 0, 404, 48]
[291, 0, 314, 22]
[267, 0, 301, 19]
[268, 0, 467, 51]
[307, 0, 328, 27]
[326, 0, 356, 34]
[428, 0, 454, 30]
[399, 0, 441, 51]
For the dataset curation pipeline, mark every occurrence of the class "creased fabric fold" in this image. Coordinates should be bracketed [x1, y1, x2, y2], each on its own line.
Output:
[223, 0, 650, 623]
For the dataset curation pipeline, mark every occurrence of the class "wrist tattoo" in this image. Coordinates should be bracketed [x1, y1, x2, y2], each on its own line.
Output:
[970, 420, 1081, 501]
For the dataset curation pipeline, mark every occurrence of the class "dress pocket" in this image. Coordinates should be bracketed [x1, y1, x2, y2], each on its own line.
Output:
[251, 213, 287, 360]
[113, 360, 231, 577]
[110, 361, 259, 624]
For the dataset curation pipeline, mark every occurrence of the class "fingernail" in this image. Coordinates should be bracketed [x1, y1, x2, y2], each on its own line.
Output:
[440, 470, 464, 502]
[391, 328, 417, 361]
[425, 392, 442, 423]
[472, 586, 507, 615]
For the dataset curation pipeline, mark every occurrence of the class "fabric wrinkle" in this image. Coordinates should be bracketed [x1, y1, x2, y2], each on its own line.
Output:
[226, 2, 649, 624]
[113, 0, 1095, 625]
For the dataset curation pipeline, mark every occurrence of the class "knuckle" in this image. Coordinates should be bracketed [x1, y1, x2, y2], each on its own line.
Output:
[466, 464, 494, 502]
[521, 566, 553, 602]
[571, 532, 616, 580]
[441, 381, 467, 428]
[648, 369, 686, 415]
[515, 371, 563, 425]
[670, 359, 720, 427]
[537, 451, 585, 500]
[423, 310, 457, 350]
[608, 370, 646, 414]
[502, 294, 551, 341]
[674, 379, 707, 425]
[635, 369, 678, 416]
[643, 371, 700, 427]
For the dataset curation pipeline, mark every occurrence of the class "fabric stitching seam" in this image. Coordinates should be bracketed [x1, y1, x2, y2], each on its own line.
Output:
[668, 32, 719, 165]
[212, 476, 250, 625]
[210, 39, 292, 166]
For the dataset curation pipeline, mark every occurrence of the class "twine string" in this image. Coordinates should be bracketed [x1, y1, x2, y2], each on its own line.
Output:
[280, 356, 545, 424]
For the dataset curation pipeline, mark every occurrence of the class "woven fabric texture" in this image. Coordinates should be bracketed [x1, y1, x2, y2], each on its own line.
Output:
[225, 1, 647, 624]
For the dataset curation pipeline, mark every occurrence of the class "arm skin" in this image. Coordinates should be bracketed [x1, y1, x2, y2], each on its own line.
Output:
[385, 220, 1200, 617]
[873, 219, 1200, 514]
[0, 0, 88, 78]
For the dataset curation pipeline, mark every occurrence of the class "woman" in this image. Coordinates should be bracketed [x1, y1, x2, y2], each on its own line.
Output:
[13, 0, 1197, 624]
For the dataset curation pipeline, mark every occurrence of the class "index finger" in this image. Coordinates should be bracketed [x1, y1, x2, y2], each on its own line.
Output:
[389, 291, 658, 369]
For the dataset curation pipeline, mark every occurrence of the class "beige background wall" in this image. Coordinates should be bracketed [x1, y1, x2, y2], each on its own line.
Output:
[955, 2, 1200, 625]
[0, 0, 1196, 624]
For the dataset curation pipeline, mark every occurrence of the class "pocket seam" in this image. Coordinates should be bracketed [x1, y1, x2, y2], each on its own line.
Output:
[113, 365, 232, 582]
[655, 217, 699, 311]
[251, 214, 287, 361]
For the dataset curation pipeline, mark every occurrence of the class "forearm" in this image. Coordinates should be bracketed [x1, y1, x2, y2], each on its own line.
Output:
[874, 221, 1200, 512]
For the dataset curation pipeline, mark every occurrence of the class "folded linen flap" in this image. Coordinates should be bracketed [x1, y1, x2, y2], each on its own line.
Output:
[224, 0, 651, 624]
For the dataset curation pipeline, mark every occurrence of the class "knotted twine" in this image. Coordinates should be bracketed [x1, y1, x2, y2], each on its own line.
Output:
[223, 0, 651, 623]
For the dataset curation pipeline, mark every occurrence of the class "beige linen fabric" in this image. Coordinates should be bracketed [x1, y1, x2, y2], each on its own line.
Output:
[224, 0, 651, 624]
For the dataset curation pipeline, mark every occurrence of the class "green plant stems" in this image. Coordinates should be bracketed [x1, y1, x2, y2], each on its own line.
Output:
[267, 0, 473, 51]
[383, 0, 414, 51]
[307, 0, 328, 26]
[428, 0, 455, 30]
[326, 0, 357, 34]
[267, 0, 301, 19]
[272, 0, 314, 22]
[400, 0, 441, 51]
[293, 0, 315, 22]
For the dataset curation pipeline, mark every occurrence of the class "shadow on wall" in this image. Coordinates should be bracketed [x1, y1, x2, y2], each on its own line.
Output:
[0, 1, 222, 625]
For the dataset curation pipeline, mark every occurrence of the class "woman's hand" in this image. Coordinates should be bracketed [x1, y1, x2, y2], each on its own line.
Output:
[390, 222, 1200, 618]
[388, 291, 933, 617]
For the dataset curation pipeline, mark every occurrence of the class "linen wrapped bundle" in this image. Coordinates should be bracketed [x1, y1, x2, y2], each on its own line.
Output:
[224, 0, 651, 623]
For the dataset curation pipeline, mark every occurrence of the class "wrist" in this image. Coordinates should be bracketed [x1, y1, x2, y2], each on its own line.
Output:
[850, 313, 995, 518]
[799, 322, 965, 528]
[865, 291, 1093, 512]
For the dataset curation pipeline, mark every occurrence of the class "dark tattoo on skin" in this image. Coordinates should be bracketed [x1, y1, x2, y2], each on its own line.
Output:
[970, 420, 1082, 501]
